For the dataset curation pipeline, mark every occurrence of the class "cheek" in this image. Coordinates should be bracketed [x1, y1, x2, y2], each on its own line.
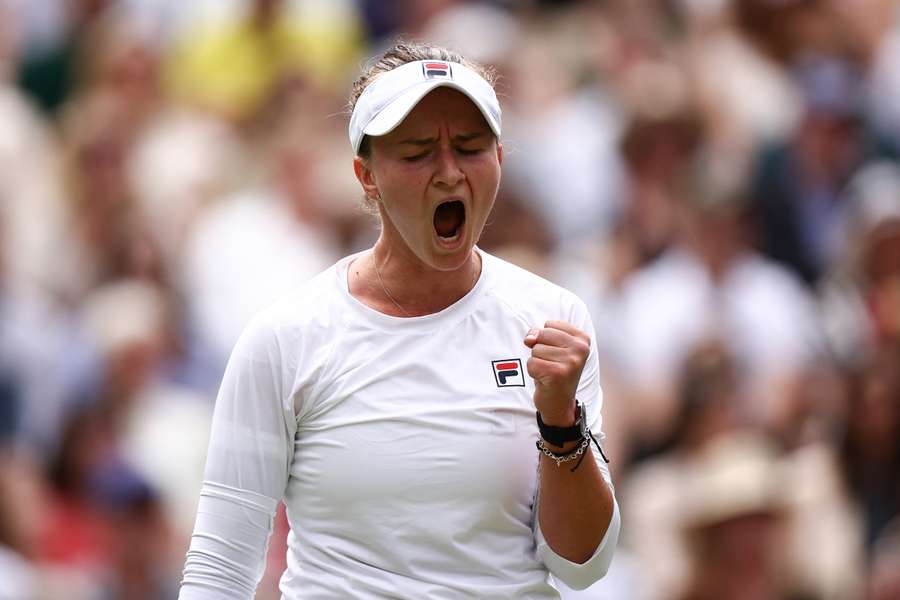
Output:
[379, 179, 433, 237]
[379, 173, 424, 210]
[472, 164, 501, 203]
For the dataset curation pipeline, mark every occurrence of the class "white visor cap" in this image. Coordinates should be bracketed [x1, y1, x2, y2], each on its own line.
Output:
[349, 60, 501, 155]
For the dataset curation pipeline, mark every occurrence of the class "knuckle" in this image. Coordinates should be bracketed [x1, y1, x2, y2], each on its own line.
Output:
[574, 339, 590, 357]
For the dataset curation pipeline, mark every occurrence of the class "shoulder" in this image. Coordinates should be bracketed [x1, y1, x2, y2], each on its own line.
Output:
[232, 259, 345, 360]
[481, 251, 591, 325]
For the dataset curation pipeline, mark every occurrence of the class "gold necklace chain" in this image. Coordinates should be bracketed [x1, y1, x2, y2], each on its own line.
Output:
[372, 253, 480, 318]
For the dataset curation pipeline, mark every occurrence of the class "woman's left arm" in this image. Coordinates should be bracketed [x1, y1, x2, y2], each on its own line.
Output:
[525, 318, 620, 590]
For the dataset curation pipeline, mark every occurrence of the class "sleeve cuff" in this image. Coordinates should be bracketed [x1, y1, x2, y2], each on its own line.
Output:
[535, 496, 621, 591]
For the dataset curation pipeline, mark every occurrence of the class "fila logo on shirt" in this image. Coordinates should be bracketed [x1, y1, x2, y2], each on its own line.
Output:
[422, 62, 452, 79]
[492, 358, 525, 388]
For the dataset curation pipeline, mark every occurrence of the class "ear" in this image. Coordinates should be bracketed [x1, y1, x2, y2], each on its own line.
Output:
[496, 142, 503, 166]
[353, 156, 380, 202]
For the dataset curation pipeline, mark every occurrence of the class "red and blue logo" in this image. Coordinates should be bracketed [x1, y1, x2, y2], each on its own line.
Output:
[423, 62, 452, 79]
[492, 358, 525, 388]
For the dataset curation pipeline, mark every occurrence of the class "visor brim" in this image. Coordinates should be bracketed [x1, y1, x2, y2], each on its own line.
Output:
[361, 81, 501, 144]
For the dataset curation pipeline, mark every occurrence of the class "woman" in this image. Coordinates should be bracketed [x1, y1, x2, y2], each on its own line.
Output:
[179, 42, 619, 599]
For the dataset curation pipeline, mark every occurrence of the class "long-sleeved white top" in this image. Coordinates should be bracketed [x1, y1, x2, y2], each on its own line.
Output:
[179, 250, 619, 599]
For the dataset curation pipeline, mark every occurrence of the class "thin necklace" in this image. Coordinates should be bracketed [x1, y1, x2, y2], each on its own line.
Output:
[372, 253, 480, 318]
[374, 258, 412, 317]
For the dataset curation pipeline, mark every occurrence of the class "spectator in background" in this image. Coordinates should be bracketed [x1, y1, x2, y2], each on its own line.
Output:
[501, 7, 625, 247]
[750, 55, 890, 286]
[51, 90, 160, 301]
[677, 434, 806, 600]
[0, 199, 91, 456]
[839, 344, 900, 549]
[126, 102, 246, 273]
[621, 346, 862, 600]
[616, 107, 703, 269]
[74, 8, 164, 138]
[521, 98, 706, 477]
[180, 99, 342, 377]
[165, 0, 363, 125]
[0, 449, 100, 599]
[820, 161, 900, 367]
[42, 412, 180, 599]
[79, 278, 211, 553]
[618, 148, 821, 448]
[2, 9, 73, 442]
[0, 3, 69, 294]
[624, 343, 742, 600]
[682, 0, 801, 156]
[0, 217, 89, 456]
[41, 405, 116, 578]
[91, 464, 179, 600]
[63, 5, 249, 286]
[41, 279, 205, 594]
[774, 367, 866, 600]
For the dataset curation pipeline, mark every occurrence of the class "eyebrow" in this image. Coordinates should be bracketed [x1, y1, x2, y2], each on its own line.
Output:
[398, 132, 489, 146]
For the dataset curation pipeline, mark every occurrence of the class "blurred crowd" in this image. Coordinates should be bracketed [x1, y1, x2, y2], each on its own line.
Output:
[0, 0, 899, 599]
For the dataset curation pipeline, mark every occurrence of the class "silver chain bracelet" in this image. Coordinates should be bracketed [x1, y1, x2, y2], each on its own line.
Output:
[536, 436, 591, 467]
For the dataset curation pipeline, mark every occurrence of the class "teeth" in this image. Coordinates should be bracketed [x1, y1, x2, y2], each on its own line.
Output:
[439, 231, 461, 242]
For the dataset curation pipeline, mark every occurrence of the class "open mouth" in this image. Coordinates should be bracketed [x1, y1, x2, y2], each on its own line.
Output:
[433, 200, 466, 242]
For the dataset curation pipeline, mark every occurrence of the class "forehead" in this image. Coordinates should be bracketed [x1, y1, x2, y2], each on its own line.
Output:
[386, 87, 492, 139]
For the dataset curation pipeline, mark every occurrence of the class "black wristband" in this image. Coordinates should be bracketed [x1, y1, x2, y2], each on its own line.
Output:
[536, 401, 586, 449]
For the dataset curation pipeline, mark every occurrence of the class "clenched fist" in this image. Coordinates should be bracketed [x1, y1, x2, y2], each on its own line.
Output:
[523, 320, 591, 427]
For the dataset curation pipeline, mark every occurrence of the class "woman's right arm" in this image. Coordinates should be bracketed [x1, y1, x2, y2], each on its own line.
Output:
[179, 315, 297, 600]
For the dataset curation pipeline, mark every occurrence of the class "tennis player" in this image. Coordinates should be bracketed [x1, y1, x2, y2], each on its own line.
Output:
[178, 41, 619, 598]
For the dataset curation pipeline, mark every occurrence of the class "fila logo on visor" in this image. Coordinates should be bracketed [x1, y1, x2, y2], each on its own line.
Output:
[492, 358, 525, 388]
[423, 62, 452, 79]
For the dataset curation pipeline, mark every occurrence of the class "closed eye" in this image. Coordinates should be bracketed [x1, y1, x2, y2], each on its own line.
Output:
[402, 144, 487, 161]
[402, 151, 429, 162]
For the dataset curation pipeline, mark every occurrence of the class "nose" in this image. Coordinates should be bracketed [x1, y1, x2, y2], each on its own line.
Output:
[433, 145, 465, 189]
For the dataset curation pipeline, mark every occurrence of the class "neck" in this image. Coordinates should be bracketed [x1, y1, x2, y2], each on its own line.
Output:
[350, 240, 481, 317]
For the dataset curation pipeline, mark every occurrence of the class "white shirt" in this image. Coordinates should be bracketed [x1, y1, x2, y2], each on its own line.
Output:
[179, 250, 619, 599]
